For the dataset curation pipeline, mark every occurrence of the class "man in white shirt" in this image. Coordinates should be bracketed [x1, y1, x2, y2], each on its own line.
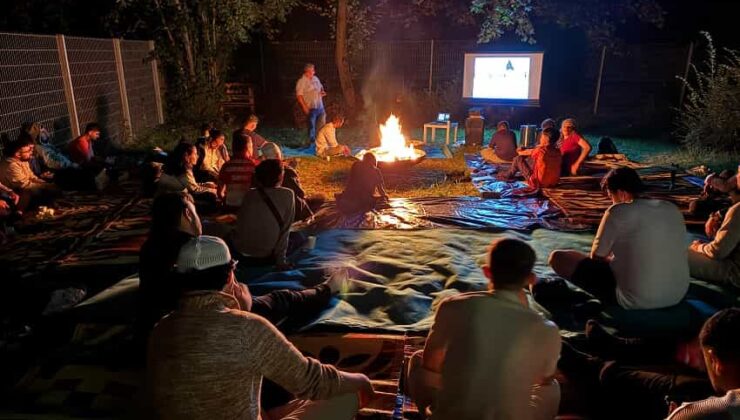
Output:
[295, 63, 326, 146]
[315, 115, 350, 158]
[406, 238, 561, 419]
[230, 159, 295, 270]
[667, 308, 740, 419]
[549, 167, 690, 309]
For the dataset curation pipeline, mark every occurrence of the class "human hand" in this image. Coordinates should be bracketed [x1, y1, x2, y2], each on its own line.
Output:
[203, 182, 217, 189]
[41, 171, 54, 180]
[301, 105, 310, 115]
[320, 90, 327, 97]
[10, 192, 19, 205]
[705, 212, 721, 238]
[0, 200, 9, 211]
[342, 372, 375, 408]
[690, 240, 704, 252]
[570, 163, 580, 176]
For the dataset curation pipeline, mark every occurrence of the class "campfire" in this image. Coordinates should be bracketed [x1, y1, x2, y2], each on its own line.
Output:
[356, 114, 426, 168]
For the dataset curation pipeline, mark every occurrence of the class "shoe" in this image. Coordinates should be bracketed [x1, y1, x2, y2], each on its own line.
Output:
[573, 299, 603, 321]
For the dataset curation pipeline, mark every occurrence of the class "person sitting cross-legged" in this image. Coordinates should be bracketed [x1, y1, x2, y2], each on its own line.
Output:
[0, 138, 60, 212]
[230, 159, 295, 270]
[336, 152, 389, 214]
[688, 178, 740, 290]
[315, 115, 351, 159]
[498, 127, 562, 189]
[146, 235, 373, 420]
[548, 167, 690, 310]
[481, 120, 518, 163]
[405, 238, 561, 419]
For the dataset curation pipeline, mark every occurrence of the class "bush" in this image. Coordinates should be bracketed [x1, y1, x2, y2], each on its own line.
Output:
[676, 32, 740, 153]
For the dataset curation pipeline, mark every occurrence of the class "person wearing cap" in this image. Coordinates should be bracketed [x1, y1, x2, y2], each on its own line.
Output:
[481, 120, 518, 164]
[147, 235, 373, 419]
[231, 159, 295, 269]
[261, 143, 316, 222]
[548, 167, 690, 310]
[315, 115, 351, 159]
[295, 63, 326, 145]
[559, 118, 592, 176]
[688, 175, 740, 289]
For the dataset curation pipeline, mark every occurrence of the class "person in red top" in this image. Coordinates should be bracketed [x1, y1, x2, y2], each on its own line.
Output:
[559, 118, 592, 176]
[218, 136, 258, 209]
[498, 128, 562, 189]
[68, 123, 101, 165]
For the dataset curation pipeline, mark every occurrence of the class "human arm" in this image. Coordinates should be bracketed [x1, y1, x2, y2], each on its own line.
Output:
[296, 78, 310, 114]
[6, 162, 42, 189]
[182, 170, 216, 194]
[375, 170, 389, 201]
[590, 207, 617, 260]
[695, 204, 740, 259]
[251, 316, 372, 403]
[571, 135, 592, 175]
[704, 210, 723, 239]
[517, 147, 535, 156]
[706, 173, 738, 193]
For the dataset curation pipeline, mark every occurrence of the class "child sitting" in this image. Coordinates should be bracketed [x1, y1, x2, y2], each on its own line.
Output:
[498, 127, 562, 189]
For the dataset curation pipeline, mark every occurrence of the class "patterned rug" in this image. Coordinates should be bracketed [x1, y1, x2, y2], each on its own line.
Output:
[5, 323, 425, 419]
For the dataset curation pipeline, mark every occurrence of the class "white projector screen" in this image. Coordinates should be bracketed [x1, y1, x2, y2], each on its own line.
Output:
[462, 52, 544, 106]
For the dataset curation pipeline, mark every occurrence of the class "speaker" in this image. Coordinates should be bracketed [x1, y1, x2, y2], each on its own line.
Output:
[465, 115, 485, 147]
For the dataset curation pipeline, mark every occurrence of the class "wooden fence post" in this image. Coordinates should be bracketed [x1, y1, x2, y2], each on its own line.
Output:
[593, 45, 607, 115]
[148, 40, 165, 124]
[113, 38, 133, 143]
[55, 34, 80, 138]
[428, 39, 434, 93]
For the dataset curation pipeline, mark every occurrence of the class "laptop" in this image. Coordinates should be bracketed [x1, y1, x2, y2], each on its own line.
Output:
[436, 113, 450, 122]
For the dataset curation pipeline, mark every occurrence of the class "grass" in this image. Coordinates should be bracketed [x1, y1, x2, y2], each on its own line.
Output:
[130, 121, 740, 198]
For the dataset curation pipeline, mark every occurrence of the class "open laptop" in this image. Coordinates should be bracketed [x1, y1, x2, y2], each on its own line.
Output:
[436, 112, 450, 122]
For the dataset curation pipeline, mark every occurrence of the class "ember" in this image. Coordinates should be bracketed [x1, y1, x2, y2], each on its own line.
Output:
[356, 114, 426, 164]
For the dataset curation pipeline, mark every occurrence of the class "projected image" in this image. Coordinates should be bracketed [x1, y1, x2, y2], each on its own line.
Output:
[472, 57, 531, 99]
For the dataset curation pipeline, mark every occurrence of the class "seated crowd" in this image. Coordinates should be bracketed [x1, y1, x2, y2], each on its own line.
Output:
[3, 113, 740, 419]
[484, 117, 594, 189]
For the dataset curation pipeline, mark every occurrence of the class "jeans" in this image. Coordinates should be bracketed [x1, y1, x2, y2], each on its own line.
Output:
[307, 108, 326, 144]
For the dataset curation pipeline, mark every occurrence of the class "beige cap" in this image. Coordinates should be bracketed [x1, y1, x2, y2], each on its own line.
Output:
[175, 235, 231, 273]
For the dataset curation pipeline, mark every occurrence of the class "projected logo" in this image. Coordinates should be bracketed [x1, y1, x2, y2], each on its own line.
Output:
[472, 57, 530, 100]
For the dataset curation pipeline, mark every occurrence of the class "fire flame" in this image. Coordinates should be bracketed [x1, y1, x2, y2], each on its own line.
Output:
[357, 114, 419, 162]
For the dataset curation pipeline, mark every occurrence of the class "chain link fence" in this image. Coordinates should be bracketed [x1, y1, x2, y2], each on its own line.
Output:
[0, 32, 163, 151]
[264, 40, 691, 129]
[0, 33, 71, 145]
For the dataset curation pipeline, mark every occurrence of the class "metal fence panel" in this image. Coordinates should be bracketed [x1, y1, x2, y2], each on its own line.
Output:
[121, 40, 158, 137]
[0, 32, 71, 144]
[65, 36, 123, 146]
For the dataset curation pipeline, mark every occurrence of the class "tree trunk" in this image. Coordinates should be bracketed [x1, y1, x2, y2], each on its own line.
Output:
[335, 0, 356, 113]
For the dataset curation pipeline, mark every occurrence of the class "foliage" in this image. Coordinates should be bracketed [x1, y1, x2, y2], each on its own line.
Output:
[302, 0, 386, 60]
[675, 32, 740, 154]
[112, 0, 299, 121]
[471, 0, 664, 46]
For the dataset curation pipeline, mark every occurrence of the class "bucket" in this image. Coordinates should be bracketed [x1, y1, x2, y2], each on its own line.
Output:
[519, 124, 538, 148]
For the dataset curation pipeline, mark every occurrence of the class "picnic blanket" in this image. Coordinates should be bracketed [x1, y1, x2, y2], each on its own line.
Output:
[467, 153, 705, 226]
[306, 196, 583, 232]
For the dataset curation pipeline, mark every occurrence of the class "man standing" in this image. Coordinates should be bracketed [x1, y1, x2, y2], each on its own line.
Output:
[406, 238, 561, 419]
[295, 63, 326, 146]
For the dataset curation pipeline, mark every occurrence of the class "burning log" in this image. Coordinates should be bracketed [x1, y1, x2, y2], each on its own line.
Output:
[355, 114, 426, 171]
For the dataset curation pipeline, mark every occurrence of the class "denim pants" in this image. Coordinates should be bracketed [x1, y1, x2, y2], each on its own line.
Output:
[307, 108, 326, 143]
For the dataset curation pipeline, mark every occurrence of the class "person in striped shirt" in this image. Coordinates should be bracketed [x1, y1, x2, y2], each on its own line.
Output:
[218, 137, 258, 209]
